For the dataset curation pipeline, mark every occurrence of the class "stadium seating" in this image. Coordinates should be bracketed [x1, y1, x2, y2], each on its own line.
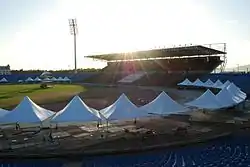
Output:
[82, 135, 250, 167]
[2, 135, 250, 166]
[118, 71, 147, 83]
[106, 56, 221, 73]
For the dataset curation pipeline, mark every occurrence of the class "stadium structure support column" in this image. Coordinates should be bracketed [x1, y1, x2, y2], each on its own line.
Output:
[69, 18, 78, 74]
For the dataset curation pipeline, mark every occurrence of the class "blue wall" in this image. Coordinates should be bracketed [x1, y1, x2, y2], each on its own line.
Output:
[0, 72, 98, 83]
[202, 73, 250, 95]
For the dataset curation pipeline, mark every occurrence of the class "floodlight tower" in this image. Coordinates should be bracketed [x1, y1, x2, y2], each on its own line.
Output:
[69, 18, 78, 74]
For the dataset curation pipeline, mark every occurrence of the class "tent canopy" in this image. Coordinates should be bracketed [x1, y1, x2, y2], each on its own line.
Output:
[185, 89, 222, 110]
[216, 88, 238, 108]
[177, 78, 192, 86]
[25, 77, 33, 82]
[212, 80, 223, 88]
[34, 77, 41, 81]
[0, 96, 54, 124]
[100, 94, 148, 121]
[63, 76, 71, 81]
[204, 79, 214, 87]
[51, 77, 57, 81]
[192, 78, 204, 87]
[0, 108, 9, 117]
[226, 83, 246, 101]
[52, 96, 102, 123]
[57, 77, 64, 81]
[140, 91, 188, 115]
[0, 78, 8, 83]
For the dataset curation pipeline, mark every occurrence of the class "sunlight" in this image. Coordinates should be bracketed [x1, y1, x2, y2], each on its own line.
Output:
[2, 0, 247, 69]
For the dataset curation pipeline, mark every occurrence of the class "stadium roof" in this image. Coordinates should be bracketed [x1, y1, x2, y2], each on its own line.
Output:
[85, 45, 226, 61]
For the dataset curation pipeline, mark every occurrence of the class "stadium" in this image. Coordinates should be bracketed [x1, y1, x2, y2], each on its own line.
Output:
[1, 43, 250, 167]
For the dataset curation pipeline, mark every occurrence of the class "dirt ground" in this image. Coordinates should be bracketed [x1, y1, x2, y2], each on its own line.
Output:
[0, 112, 243, 159]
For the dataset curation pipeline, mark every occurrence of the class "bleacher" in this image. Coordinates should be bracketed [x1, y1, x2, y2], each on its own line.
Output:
[0, 135, 250, 166]
[82, 135, 250, 167]
[118, 71, 147, 83]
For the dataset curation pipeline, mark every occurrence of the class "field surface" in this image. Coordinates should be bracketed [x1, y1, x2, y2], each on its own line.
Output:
[0, 84, 86, 109]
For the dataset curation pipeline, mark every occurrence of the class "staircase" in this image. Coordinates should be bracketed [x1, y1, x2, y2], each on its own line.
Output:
[118, 71, 147, 83]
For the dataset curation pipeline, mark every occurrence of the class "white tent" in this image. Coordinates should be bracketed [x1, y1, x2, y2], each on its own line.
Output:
[177, 78, 192, 86]
[0, 108, 9, 118]
[43, 77, 51, 81]
[51, 96, 102, 124]
[25, 77, 34, 82]
[216, 88, 238, 108]
[63, 76, 71, 82]
[192, 78, 204, 87]
[0, 96, 55, 126]
[224, 80, 231, 86]
[140, 91, 188, 115]
[212, 80, 223, 88]
[203, 79, 214, 87]
[185, 89, 222, 110]
[100, 94, 148, 121]
[0, 78, 8, 83]
[220, 80, 231, 89]
[57, 77, 64, 82]
[226, 83, 246, 101]
[34, 77, 41, 81]
[51, 77, 57, 81]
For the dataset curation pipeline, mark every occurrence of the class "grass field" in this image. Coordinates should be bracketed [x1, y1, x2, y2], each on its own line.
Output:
[0, 84, 86, 109]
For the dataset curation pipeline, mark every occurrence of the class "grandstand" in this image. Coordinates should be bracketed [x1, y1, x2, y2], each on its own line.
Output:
[85, 44, 227, 86]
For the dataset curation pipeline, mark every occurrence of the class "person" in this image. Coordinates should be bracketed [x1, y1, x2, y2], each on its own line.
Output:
[48, 130, 53, 142]
[97, 122, 100, 129]
[15, 123, 18, 130]
[15, 122, 20, 130]
[134, 118, 137, 125]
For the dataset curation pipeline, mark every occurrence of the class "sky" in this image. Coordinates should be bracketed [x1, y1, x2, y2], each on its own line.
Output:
[0, 0, 250, 70]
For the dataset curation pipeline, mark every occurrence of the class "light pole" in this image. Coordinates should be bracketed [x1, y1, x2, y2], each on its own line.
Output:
[69, 18, 78, 74]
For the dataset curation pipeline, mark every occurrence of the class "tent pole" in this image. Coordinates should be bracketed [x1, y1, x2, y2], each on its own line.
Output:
[106, 120, 108, 132]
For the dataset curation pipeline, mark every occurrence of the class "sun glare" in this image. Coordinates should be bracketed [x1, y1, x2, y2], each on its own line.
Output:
[1, 0, 249, 69]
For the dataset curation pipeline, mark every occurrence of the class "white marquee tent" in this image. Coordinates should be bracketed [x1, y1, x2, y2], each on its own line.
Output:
[0, 108, 9, 118]
[0, 78, 8, 83]
[34, 77, 41, 82]
[177, 79, 193, 86]
[216, 88, 238, 108]
[140, 91, 188, 115]
[192, 78, 204, 87]
[51, 77, 57, 81]
[222, 80, 231, 88]
[226, 83, 246, 101]
[185, 89, 222, 110]
[0, 96, 55, 126]
[63, 76, 71, 82]
[57, 77, 64, 82]
[51, 96, 103, 124]
[203, 79, 214, 87]
[25, 77, 34, 82]
[100, 94, 148, 121]
[43, 77, 51, 81]
[212, 80, 223, 88]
